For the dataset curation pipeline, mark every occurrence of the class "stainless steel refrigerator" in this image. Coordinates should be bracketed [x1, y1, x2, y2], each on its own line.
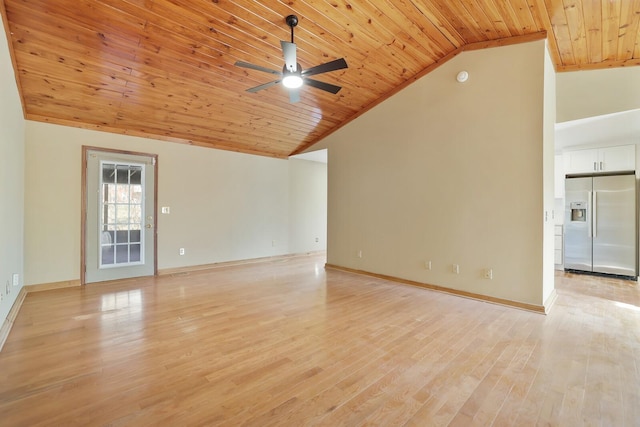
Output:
[564, 173, 637, 278]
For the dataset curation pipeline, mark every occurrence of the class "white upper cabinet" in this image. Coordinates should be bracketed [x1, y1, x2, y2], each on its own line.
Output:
[563, 145, 635, 175]
[563, 149, 597, 174]
[598, 145, 635, 172]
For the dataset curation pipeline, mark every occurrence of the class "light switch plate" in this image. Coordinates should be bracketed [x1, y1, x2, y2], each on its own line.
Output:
[161, 207, 170, 214]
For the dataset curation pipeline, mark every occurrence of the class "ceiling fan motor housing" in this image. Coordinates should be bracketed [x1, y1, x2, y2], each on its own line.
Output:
[286, 15, 299, 28]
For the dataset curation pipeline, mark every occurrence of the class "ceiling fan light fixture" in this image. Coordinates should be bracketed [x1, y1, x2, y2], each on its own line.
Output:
[282, 74, 303, 89]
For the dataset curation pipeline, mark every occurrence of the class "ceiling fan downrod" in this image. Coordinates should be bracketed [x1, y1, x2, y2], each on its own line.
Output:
[286, 15, 298, 43]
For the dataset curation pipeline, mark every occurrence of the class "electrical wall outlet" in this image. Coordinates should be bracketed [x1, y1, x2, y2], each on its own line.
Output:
[179, 248, 185, 255]
[357, 250, 362, 258]
[425, 260, 432, 270]
[484, 269, 493, 279]
[12, 273, 19, 287]
[452, 264, 460, 274]
[161, 206, 170, 214]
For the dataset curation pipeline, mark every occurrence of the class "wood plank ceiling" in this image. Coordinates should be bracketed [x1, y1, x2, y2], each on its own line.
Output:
[1, 0, 639, 158]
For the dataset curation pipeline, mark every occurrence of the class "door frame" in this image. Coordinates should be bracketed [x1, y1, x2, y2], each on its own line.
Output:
[81, 146, 158, 285]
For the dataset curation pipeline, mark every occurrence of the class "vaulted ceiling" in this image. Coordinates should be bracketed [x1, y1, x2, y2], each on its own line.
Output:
[1, 1, 639, 158]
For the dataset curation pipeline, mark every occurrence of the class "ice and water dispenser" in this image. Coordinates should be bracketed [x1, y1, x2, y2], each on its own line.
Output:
[570, 201, 587, 222]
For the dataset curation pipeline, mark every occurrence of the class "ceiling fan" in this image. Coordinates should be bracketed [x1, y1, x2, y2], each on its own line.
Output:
[235, 15, 348, 103]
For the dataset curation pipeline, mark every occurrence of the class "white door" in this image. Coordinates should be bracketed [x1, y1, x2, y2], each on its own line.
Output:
[84, 148, 157, 283]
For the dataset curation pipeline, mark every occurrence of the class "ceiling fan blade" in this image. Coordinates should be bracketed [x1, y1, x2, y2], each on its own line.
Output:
[281, 41, 297, 72]
[246, 80, 281, 93]
[235, 61, 281, 76]
[302, 58, 348, 77]
[289, 88, 301, 103]
[304, 78, 342, 94]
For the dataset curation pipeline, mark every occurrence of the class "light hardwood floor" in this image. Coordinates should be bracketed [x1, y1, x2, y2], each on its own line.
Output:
[1, 254, 639, 426]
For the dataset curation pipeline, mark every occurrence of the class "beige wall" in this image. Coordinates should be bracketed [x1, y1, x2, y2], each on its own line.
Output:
[289, 159, 327, 253]
[556, 67, 640, 123]
[323, 40, 553, 308]
[24, 122, 326, 285]
[543, 41, 557, 304]
[0, 13, 26, 322]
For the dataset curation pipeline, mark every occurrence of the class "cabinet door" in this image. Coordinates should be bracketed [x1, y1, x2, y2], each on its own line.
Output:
[564, 149, 597, 174]
[554, 249, 563, 265]
[598, 145, 635, 172]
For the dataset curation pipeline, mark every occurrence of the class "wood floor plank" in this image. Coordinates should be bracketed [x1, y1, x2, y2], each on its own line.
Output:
[0, 255, 639, 425]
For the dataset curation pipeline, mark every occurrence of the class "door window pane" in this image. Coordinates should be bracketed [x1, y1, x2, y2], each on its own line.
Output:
[130, 205, 142, 223]
[129, 167, 142, 185]
[130, 244, 141, 262]
[102, 164, 115, 183]
[116, 230, 129, 244]
[116, 205, 130, 224]
[130, 184, 142, 204]
[116, 165, 130, 184]
[104, 183, 116, 203]
[115, 245, 129, 263]
[102, 244, 114, 266]
[116, 184, 129, 203]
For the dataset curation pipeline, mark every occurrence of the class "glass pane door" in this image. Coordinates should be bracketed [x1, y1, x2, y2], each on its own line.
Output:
[100, 161, 145, 268]
[84, 149, 156, 284]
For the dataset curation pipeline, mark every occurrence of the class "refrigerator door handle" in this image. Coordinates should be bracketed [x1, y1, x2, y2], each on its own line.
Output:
[593, 191, 597, 238]
[587, 191, 593, 237]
